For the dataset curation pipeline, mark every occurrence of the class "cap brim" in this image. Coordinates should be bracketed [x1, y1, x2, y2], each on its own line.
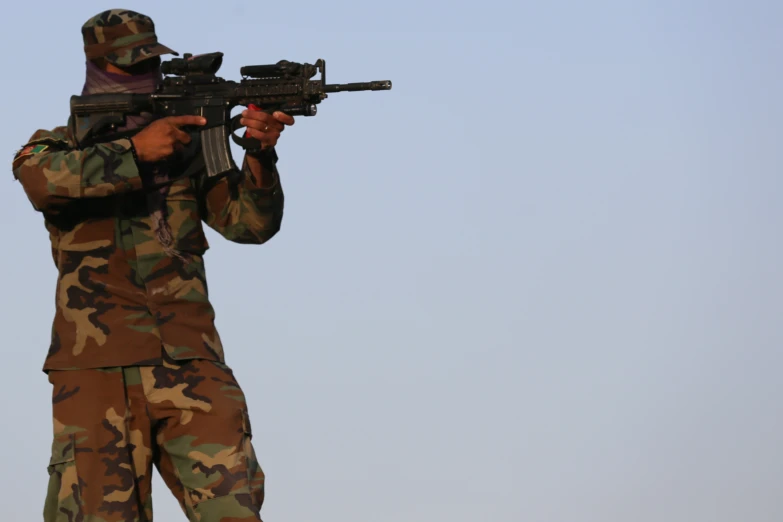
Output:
[144, 42, 179, 60]
[107, 42, 179, 67]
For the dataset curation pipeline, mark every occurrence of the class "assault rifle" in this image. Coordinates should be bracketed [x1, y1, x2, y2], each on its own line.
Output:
[69, 52, 392, 178]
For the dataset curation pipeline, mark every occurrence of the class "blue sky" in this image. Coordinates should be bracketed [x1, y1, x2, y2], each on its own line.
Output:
[1, 1, 781, 521]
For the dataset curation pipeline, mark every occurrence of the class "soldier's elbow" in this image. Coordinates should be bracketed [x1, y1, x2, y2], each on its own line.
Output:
[229, 221, 282, 245]
[26, 186, 59, 214]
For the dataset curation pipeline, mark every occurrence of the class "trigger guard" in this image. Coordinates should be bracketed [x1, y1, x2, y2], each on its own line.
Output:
[230, 114, 263, 152]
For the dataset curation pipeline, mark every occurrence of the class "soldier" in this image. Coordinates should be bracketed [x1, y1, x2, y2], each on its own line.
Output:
[11, 9, 294, 522]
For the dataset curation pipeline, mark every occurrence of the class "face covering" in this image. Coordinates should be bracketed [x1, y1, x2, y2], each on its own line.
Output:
[81, 59, 161, 131]
[81, 59, 186, 260]
[82, 58, 161, 94]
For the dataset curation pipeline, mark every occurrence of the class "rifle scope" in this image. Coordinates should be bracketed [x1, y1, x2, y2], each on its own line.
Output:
[161, 52, 224, 76]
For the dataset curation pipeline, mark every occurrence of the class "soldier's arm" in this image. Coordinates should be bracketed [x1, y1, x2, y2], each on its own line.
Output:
[12, 128, 147, 215]
[198, 150, 284, 244]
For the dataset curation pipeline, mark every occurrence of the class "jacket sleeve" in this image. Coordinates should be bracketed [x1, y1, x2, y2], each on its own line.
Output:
[198, 150, 284, 244]
[12, 127, 146, 215]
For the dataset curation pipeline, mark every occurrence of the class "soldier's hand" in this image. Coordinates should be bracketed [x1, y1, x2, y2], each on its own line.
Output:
[240, 107, 295, 149]
[131, 115, 207, 163]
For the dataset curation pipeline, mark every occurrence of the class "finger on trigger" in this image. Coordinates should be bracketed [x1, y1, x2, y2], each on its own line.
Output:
[171, 115, 207, 127]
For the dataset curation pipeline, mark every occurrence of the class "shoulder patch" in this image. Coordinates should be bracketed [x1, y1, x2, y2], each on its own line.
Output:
[16, 144, 48, 158]
[12, 129, 72, 173]
[12, 143, 52, 173]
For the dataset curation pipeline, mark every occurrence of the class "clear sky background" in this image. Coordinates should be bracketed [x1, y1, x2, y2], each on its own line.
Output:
[1, 1, 781, 521]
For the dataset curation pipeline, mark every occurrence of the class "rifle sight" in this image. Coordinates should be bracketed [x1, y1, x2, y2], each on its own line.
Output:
[161, 52, 224, 76]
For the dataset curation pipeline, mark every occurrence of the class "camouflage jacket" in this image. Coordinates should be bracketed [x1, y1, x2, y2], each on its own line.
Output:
[12, 124, 283, 371]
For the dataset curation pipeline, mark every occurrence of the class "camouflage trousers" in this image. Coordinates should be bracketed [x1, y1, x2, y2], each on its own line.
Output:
[44, 359, 265, 521]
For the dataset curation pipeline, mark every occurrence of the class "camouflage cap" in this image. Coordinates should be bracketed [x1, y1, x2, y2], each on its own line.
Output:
[82, 9, 178, 67]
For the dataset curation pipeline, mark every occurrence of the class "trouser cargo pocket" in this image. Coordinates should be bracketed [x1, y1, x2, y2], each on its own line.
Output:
[44, 433, 82, 522]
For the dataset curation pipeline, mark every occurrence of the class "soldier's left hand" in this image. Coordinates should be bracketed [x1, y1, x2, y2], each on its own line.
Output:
[241, 108, 295, 149]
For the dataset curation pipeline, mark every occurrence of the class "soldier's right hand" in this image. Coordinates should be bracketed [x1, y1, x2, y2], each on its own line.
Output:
[131, 115, 207, 163]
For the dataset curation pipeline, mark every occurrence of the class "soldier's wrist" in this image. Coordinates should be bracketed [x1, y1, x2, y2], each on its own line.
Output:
[129, 137, 143, 164]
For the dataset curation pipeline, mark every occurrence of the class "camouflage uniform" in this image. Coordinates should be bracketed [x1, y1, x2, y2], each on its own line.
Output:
[12, 10, 281, 521]
[47, 361, 265, 521]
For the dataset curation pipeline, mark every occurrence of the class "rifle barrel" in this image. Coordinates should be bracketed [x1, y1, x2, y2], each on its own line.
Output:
[324, 81, 392, 93]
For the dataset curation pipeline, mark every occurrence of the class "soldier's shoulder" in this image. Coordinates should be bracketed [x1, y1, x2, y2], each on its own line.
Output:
[23, 125, 73, 147]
